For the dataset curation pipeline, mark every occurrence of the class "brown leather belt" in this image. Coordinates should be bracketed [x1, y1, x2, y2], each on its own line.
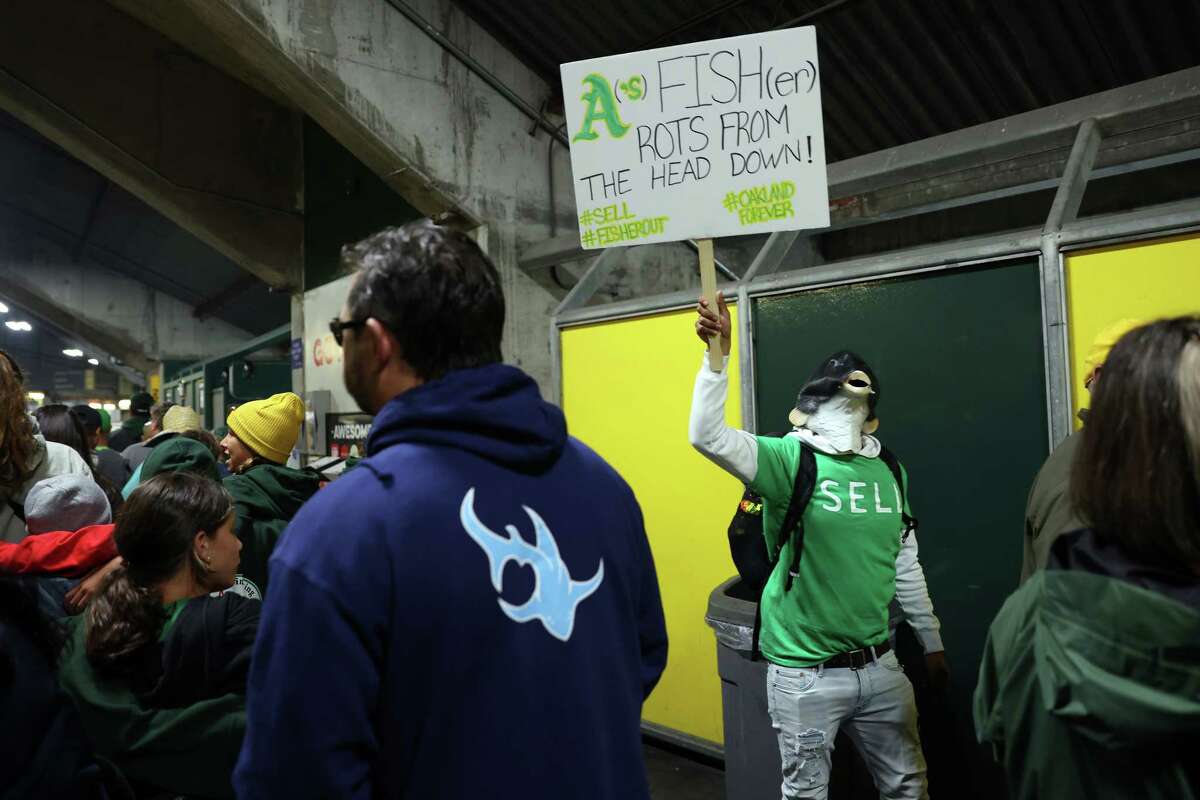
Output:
[820, 639, 891, 670]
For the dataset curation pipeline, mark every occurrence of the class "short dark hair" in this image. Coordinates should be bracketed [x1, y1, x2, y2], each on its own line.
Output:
[340, 221, 504, 380]
[1072, 316, 1200, 568]
[70, 404, 103, 435]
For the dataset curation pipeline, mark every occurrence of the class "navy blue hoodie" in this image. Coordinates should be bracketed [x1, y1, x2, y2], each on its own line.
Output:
[235, 364, 668, 800]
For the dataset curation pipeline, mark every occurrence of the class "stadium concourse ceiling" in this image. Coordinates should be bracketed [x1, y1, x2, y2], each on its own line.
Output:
[0, 108, 288, 337]
[453, 0, 1200, 162]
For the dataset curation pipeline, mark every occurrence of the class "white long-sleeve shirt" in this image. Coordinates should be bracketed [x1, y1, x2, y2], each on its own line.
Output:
[689, 357, 944, 653]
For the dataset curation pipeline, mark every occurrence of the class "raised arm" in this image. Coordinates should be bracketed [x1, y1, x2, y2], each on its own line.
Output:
[687, 292, 759, 483]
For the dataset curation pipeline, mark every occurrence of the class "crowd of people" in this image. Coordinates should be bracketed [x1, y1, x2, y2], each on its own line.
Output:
[0, 222, 667, 800]
[0, 218, 1195, 800]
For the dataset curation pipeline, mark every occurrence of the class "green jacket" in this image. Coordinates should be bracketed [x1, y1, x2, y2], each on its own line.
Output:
[1021, 427, 1086, 582]
[975, 553, 1200, 799]
[57, 618, 245, 799]
[222, 464, 319, 598]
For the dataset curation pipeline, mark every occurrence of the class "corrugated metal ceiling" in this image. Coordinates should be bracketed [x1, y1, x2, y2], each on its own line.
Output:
[454, 0, 1200, 162]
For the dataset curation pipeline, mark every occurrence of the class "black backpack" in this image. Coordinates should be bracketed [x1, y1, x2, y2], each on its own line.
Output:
[726, 433, 917, 598]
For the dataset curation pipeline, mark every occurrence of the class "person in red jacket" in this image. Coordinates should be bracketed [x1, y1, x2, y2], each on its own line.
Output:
[0, 475, 113, 617]
[0, 523, 115, 577]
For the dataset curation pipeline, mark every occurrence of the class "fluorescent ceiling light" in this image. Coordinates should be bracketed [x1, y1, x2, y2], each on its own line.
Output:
[88, 402, 102, 409]
[26, 391, 45, 401]
[118, 399, 131, 411]
[0, 301, 8, 313]
[5, 320, 31, 332]
[87, 358, 100, 366]
[103, 403, 117, 411]
[63, 348, 84, 358]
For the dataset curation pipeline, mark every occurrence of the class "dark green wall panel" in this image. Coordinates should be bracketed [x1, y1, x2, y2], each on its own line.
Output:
[753, 259, 1047, 798]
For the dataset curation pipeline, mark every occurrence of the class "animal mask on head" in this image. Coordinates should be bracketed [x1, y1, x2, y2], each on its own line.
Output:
[787, 351, 880, 452]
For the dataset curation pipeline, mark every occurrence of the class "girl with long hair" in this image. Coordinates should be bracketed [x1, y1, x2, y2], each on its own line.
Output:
[35, 404, 123, 513]
[0, 351, 92, 542]
[58, 472, 258, 798]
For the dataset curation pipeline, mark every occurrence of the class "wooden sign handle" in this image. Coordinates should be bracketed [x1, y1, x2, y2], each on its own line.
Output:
[698, 238, 723, 372]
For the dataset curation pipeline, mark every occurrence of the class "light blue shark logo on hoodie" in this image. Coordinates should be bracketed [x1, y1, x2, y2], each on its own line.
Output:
[460, 488, 605, 642]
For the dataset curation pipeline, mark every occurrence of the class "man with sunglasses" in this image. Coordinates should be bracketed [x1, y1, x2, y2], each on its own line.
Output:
[237, 221, 668, 800]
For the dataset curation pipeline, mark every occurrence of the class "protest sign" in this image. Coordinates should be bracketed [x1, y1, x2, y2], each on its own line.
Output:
[561, 27, 828, 367]
[560, 26, 828, 250]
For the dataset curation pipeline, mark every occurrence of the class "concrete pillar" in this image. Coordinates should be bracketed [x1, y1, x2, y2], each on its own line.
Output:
[116, 0, 583, 396]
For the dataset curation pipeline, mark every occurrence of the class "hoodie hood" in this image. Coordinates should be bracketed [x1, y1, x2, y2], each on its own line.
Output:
[366, 363, 567, 473]
[1029, 533, 1200, 748]
[225, 463, 319, 521]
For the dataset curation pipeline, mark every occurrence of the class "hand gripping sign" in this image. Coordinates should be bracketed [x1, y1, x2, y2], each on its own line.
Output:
[561, 27, 830, 370]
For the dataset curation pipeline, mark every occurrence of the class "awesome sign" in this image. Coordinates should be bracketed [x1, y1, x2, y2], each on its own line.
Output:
[561, 27, 829, 249]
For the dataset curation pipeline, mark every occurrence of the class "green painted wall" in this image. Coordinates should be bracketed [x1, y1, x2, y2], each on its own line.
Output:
[304, 118, 423, 290]
[752, 259, 1048, 798]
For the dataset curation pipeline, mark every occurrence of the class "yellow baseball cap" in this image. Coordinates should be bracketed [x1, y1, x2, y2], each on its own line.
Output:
[1083, 318, 1145, 381]
[226, 392, 306, 464]
[162, 405, 202, 433]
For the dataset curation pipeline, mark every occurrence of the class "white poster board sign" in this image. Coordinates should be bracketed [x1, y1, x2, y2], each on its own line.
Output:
[561, 27, 828, 249]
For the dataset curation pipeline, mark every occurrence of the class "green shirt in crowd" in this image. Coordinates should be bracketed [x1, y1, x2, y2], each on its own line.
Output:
[750, 435, 909, 667]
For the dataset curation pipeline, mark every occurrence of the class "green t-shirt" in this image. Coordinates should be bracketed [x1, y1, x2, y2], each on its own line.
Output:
[750, 435, 909, 667]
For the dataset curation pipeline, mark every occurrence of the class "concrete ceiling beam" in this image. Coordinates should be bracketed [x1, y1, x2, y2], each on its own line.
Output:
[0, 0, 303, 290]
[0, 275, 154, 378]
[111, 0, 479, 228]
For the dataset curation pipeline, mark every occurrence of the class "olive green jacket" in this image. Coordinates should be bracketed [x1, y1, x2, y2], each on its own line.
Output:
[1021, 428, 1085, 582]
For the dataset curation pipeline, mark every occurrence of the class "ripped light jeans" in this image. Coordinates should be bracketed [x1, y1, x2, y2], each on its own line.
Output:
[766, 651, 927, 800]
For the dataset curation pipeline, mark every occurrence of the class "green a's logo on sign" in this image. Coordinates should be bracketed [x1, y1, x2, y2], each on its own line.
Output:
[573, 73, 630, 143]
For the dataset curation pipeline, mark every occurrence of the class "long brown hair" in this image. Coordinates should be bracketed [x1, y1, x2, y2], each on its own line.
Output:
[85, 472, 233, 675]
[1072, 316, 1200, 568]
[0, 350, 36, 494]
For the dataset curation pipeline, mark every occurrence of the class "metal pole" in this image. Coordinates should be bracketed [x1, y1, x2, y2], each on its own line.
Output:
[737, 284, 756, 431]
[554, 249, 623, 316]
[1040, 119, 1101, 449]
[684, 239, 739, 282]
[549, 316, 563, 407]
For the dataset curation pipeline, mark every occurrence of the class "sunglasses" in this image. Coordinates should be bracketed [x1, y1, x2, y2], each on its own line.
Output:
[328, 318, 367, 347]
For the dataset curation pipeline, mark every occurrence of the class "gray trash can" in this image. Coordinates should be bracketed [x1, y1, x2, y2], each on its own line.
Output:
[706, 576, 781, 800]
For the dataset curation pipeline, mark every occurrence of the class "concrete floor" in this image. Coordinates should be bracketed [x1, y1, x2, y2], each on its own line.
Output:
[644, 740, 725, 800]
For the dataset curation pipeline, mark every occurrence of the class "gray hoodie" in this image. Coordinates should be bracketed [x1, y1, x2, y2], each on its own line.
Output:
[1, 434, 93, 543]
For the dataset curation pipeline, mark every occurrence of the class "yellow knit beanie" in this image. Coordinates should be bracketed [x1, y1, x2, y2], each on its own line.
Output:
[226, 392, 305, 464]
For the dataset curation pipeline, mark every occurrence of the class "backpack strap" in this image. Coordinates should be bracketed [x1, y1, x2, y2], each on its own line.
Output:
[877, 445, 917, 542]
[780, 443, 818, 592]
[750, 439, 818, 660]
